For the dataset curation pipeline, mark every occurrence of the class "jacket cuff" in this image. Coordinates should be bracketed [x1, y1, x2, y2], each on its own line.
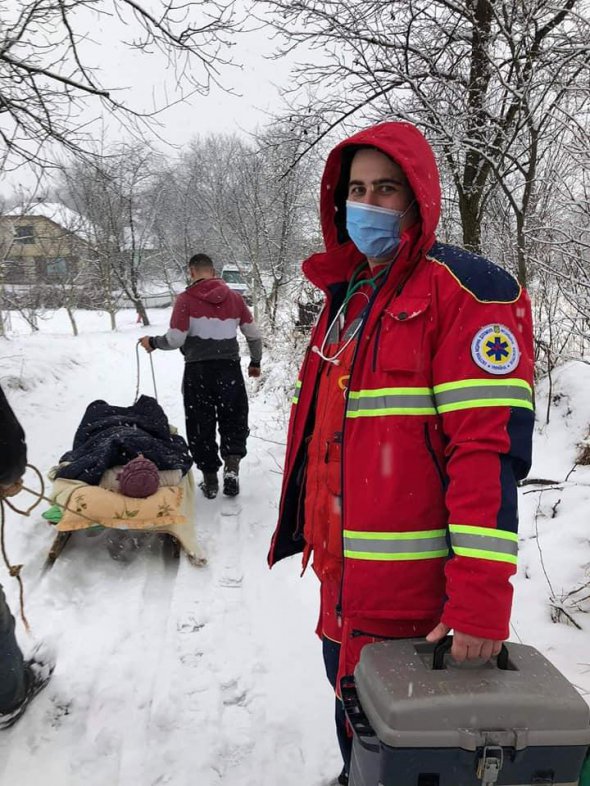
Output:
[249, 360, 261, 368]
[148, 337, 157, 350]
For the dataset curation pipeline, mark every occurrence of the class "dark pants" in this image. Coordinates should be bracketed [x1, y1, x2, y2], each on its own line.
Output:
[0, 583, 25, 713]
[182, 360, 249, 474]
[323, 637, 352, 775]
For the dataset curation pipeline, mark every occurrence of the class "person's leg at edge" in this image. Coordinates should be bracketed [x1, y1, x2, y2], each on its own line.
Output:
[216, 360, 249, 495]
[217, 360, 249, 461]
[182, 363, 222, 474]
[322, 636, 352, 781]
[0, 583, 26, 714]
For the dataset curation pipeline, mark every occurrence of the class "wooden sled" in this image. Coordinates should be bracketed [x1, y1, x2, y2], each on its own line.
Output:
[44, 471, 206, 569]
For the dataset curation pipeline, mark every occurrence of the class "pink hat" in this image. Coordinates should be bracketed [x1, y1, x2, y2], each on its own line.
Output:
[118, 455, 159, 498]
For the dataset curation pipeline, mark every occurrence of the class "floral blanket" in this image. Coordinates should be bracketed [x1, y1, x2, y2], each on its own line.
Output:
[49, 472, 205, 565]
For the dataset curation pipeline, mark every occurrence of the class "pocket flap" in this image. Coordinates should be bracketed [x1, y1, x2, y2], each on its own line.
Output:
[384, 296, 430, 323]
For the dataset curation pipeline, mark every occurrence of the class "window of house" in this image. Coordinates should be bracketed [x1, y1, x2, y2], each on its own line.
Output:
[45, 257, 69, 280]
[14, 225, 35, 244]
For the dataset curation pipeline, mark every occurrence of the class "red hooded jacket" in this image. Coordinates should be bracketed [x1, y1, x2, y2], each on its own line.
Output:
[269, 122, 534, 647]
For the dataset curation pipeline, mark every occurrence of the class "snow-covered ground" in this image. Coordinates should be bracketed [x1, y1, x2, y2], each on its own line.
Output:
[0, 308, 589, 785]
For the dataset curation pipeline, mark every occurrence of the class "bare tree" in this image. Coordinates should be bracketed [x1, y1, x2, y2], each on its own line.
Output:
[59, 142, 163, 325]
[147, 156, 225, 287]
[146, 130, 320, 327]
[0, 0, 241, 170]
[261, 0, 590, 286]
[531, 116, 590, 366]
[186, 129, 319, 327]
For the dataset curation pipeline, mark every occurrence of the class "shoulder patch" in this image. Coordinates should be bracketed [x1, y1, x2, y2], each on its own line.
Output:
[471, 324, 520, 375]
[428, 242, 520, 303]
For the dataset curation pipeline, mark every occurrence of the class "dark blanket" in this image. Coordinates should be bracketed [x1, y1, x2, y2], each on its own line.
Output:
[55, 396, 193, 485]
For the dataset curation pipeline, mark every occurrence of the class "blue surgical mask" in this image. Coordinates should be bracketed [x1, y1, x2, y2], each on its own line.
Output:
[346, 201, 406, 259]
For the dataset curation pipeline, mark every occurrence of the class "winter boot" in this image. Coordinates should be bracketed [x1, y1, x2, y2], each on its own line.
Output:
[0, 654, 54, 730]
[333, 769, 348, 785]
[223, 455, 241, 497]
[199, 472, 219, 499]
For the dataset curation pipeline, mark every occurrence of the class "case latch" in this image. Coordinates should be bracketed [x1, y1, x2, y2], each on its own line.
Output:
[477, 745, 504, 785]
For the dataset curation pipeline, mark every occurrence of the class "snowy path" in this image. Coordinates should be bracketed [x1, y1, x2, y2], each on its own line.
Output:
[1, 310, 589, 785]
[0, 311, 339, 786]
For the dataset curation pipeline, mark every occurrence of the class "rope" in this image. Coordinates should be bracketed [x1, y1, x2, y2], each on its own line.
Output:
[0, 464, 44, 633]
[135, 340, 159, 403]
[0, 458, 121, 636]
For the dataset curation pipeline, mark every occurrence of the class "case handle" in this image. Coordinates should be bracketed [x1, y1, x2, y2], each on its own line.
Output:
[432, 635, 510, 670]
[340, 676, 380, 753]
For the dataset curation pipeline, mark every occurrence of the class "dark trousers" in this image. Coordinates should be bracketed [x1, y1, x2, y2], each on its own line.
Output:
[0, 583, 25, 713]
[182, 360, 249, 474]
[323, 636, 352, 775]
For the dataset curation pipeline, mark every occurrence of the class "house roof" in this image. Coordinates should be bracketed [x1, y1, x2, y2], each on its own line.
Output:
[3, 202, 93, 242]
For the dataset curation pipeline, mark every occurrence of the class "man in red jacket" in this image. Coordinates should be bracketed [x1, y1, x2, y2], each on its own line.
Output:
[140, 253, 262, 498]
[268, 123, 534, 784]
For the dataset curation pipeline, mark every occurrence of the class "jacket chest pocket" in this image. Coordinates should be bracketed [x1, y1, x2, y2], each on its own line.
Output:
[373, 296, 431, 373]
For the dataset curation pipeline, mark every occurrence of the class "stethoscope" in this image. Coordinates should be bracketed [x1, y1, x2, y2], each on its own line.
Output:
[311, 262, 389, 366]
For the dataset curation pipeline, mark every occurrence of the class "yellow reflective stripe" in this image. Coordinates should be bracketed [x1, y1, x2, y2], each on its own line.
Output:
[452, 546, 517, 565]
[349, 387, 435, 397]
[434, 378, 532, 393]
[438, 398, 533, 413]
[344, 549, 449, 561]
[434, 378, 533, 414]
[292, 380, 302, 405]
[346, 387, 436, 418]
[347, 407, 436, 418]
[344, 528, 446, 540]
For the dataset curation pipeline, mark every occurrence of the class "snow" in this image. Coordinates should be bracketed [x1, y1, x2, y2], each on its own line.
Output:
[1, 308, 589, 784]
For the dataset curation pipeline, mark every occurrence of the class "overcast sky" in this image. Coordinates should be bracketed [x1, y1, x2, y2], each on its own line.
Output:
[1, 3, 296, 198]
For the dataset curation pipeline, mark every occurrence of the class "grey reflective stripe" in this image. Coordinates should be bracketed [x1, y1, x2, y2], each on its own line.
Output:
[343, 531, 449, 560]
[347, 390, 436, 416]
[450, 531, 518, 558]
[435, 384, 532, 408]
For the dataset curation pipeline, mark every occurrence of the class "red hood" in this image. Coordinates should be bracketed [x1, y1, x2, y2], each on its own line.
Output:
[185, 278, 230, 305]
[319, 122, 441, 257]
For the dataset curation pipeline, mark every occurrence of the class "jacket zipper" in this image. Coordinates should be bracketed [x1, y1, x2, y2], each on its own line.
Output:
[337, 274, 399, 623]
[423, 422, 446, 490]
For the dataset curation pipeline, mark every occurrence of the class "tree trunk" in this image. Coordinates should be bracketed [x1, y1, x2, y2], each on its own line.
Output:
[134, 301, 150, 326]
[66, 306, 78, 337]
[458, 193, 482, 253]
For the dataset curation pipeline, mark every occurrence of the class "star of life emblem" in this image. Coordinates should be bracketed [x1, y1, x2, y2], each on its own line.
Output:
[471, 323, 520, 375]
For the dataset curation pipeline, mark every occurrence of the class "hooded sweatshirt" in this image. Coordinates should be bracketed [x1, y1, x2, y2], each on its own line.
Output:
[153, 278, 262, 364]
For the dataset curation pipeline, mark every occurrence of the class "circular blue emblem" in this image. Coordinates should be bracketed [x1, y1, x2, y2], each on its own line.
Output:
[471, 324, 520, 375]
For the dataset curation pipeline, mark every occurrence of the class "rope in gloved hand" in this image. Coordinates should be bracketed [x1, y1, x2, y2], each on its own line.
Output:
[135, 340, 159, 404]
[0, 461, 120, 632]
[0, 464, 45, 633]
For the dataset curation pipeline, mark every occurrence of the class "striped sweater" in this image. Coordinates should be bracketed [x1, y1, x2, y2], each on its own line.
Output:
[152, 279, 262, 364]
